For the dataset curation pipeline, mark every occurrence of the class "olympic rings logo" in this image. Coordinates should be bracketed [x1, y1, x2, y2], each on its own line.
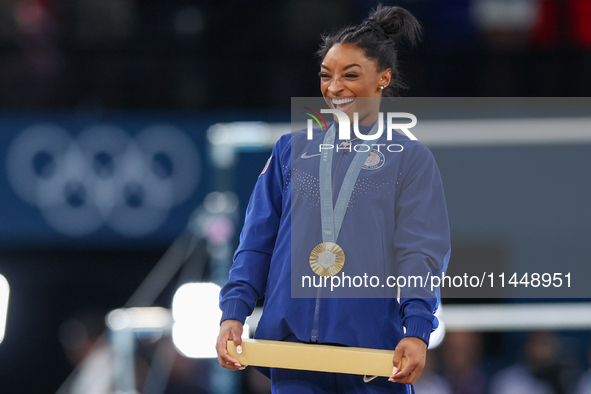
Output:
[6, 123, 201, 237]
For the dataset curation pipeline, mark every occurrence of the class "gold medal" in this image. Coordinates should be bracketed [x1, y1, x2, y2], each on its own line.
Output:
[309, 242, 345, 277]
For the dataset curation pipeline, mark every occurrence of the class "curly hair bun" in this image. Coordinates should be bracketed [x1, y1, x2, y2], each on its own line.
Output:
[368, 5, 421, 46]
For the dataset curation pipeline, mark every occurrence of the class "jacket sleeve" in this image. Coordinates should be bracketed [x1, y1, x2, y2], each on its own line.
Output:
[219, 136, 288, 324]
[394, 142, 451, 346]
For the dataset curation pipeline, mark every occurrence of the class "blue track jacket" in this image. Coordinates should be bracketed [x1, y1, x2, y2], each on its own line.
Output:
[220, 124, 451, 352]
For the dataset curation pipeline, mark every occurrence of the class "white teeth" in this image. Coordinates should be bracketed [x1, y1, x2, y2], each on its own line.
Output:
[332, 98, 354, 105]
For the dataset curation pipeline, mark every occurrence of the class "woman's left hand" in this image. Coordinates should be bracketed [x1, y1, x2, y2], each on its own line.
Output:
[389, 337, 427, 384]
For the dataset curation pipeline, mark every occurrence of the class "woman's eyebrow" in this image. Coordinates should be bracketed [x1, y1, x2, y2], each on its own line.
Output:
[320, 63, 362, 71]
[343, 64, 362, 70]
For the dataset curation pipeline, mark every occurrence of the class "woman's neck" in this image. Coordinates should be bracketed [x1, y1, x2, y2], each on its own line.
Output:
[333, 109, 380, 127]
[358, 110, 379, 126]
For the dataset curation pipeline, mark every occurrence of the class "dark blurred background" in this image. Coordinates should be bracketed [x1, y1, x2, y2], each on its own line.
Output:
[0, 0, 591, 393]
[0, 0, 590, 110]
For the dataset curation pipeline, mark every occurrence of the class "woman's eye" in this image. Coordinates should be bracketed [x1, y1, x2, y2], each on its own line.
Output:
[318, 72, 330, 78]
[346, 73, 358, 78]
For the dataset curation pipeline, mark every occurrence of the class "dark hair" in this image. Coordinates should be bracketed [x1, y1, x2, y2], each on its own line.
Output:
[316, 5, 422, 97]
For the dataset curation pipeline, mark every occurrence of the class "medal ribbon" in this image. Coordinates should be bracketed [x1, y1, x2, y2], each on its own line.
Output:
[319, 121, 382, 243]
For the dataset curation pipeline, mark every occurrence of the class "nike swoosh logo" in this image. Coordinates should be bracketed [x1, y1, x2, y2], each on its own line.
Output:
[301, 152, 322, 159]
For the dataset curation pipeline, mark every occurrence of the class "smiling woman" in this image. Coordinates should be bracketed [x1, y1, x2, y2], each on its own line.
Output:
[317, 5, 420, 128]
[216, 5, 450, 394]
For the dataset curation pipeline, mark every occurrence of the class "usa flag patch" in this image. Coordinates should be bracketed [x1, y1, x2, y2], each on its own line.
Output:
[259, 156, 272, 177]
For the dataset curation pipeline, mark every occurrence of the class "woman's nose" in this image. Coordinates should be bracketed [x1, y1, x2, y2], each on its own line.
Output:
[328, 78, 343, 94]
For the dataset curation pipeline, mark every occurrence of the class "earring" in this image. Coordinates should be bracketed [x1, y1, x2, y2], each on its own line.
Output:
[380, 86, 385, 90]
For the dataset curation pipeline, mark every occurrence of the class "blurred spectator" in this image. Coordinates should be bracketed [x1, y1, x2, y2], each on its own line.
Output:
[141, 337, 209, 394]
[533, 0, 591, 48]
[442, 331, 487, 394]
[59, 310, 114, 394]
[413, 349, 452, 394]
[575, 347, 591, 394]
[489, 331, 574, 394]
[472, 0, 539, 50]
[60, 310, 214, 394]
[59, 310, 151, 394]
[2, 0, 64, 106]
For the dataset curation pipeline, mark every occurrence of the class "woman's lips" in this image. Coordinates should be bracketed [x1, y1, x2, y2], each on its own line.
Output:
[330, 97, 355, 112]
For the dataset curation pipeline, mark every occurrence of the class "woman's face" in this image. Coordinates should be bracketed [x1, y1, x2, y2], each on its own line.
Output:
[319, 43, 391, 125]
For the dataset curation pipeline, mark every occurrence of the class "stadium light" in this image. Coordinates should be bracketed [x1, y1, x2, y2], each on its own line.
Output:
[0, 275, 9, 344]
[171, 282, 249, 358]
[106, 307, 172, 332]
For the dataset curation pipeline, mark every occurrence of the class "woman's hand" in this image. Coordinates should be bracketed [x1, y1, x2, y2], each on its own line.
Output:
[216, 319, 246, 370]
[389, 337, 427, 384]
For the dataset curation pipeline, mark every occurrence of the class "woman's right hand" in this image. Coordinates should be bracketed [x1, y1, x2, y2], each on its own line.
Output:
[216, 319, 246, 370]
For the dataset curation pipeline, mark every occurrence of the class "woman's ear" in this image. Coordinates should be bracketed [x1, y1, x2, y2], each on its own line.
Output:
[379, 68, 392, 89]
